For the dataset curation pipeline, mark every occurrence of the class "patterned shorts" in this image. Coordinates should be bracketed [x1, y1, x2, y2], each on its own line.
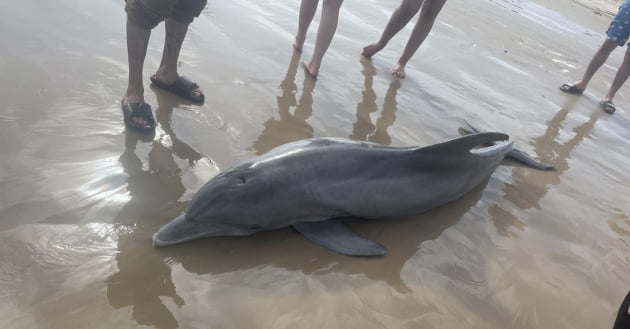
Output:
[606, 5, 630, 46]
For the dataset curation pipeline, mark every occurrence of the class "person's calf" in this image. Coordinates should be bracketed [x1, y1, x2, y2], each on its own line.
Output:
[294, 35, 306, 52]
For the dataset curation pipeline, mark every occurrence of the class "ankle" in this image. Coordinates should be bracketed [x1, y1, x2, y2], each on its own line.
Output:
[155, 67, 179, 82]
[574, 81, 587, 90]
[124, 89, 144, 104]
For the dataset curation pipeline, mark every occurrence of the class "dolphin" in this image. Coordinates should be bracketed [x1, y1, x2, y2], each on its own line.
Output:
[153, 129, 553, 256]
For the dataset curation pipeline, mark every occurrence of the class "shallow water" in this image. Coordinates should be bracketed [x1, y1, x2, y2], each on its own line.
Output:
[1, 0, 629, 328]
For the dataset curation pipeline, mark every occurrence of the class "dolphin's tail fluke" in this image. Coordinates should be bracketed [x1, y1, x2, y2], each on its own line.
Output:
[460, 121, 555, 171]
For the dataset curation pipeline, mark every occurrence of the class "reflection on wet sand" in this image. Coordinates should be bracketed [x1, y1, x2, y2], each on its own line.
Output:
[105, 93, 207, 329]
[351, 59, 401, 145]
[503, 99, 600, 210]
[490, 98, 600, 237]
[251, 51, 315, 155]
[488, 203, 526, 238]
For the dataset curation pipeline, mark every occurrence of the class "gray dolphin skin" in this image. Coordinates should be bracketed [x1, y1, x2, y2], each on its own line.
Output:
[153, 129, 553, 256]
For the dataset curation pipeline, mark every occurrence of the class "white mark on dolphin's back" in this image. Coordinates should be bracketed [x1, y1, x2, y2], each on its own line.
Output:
[248, 138, 377, 168]
[249, 149, 305, 168]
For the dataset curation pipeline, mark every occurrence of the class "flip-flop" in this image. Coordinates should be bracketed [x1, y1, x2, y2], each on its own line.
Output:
[121, 100, 156, 131]
[559, 83, 584, 95]
[150, 75, 205, 103]
[600, 100, 616, 114]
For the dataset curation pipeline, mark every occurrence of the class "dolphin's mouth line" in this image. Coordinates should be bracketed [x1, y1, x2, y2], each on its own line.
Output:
[470, 140, 512, 156]
[152, 230, 210, 247]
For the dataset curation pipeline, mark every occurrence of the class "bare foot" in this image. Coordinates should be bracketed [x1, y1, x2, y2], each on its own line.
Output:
[392, 63, 406, 79]
[302, 61, 319, 79]
[293, 35, 305, 52]
[362, 42, 384, 58]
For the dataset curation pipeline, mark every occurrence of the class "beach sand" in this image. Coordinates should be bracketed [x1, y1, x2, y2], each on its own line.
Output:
[0, 0, 629, 328]
[573, 0, 621, 15]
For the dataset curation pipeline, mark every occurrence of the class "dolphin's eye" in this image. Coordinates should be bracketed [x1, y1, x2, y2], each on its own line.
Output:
[239, 176, 247, 184]
[250, 224, 261, 230]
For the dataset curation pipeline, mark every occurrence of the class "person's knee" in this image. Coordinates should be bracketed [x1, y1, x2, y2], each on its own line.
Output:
[125, 0, 166, 29]
[397, 0, 422, 19]
[171, 0, 207, 24]
[419, 0, 446, 20]
[602, 39, 620, 53]
[322, 0, 343, 10]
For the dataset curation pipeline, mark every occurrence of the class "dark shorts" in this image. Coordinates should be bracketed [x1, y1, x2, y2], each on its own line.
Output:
[606, 4, 630, 46]
[125, 0, 207, 29]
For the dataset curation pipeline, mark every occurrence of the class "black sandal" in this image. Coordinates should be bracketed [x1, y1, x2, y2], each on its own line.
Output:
[150, 75, 205, 103]
[600, 100, 616, 114]
[121, 100, 156, 131]
[612, 291, 630, 329]
[559, 83, 584, 95]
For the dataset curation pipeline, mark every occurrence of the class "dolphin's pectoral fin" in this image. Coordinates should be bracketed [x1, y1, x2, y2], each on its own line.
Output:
[293, 219, 387, 257]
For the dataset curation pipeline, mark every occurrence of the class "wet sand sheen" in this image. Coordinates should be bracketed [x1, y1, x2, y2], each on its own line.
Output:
[1, 0, 629, 328]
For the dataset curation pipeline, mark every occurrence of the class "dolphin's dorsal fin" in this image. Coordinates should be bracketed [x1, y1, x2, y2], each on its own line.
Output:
[416, 132, 509, 155]
[293, 219, 387, 256]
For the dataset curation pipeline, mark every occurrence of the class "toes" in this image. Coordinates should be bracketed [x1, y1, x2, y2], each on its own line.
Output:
[392, 71, 405, 79]
[132, 116, 148, 126]
[392, 64, 406, 79]
[134, 116, 147, 124]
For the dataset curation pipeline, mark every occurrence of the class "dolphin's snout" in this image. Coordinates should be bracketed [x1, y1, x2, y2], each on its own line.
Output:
[152, 232, 175, 247]
[152, 214, 209, 248]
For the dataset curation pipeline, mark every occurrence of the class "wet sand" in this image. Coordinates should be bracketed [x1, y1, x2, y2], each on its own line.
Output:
[1, 0, 629, 328]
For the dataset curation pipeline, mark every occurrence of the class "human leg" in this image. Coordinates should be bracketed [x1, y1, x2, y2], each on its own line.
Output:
[151, 18, 204, 101]
[392, 0, 447, 78]
[294, 0, 319, 51]
[125, 19, 151, 107]
[570, 6, 630, 91]
[599, 46, 630, 113]
[570, 39, 618, 91]
[362, 0, 423, 58]
[124, 0, 159, 128]
[604, 46, 630, 101]
[151, 0, 206, 101]
[303, 0, 344, 78]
